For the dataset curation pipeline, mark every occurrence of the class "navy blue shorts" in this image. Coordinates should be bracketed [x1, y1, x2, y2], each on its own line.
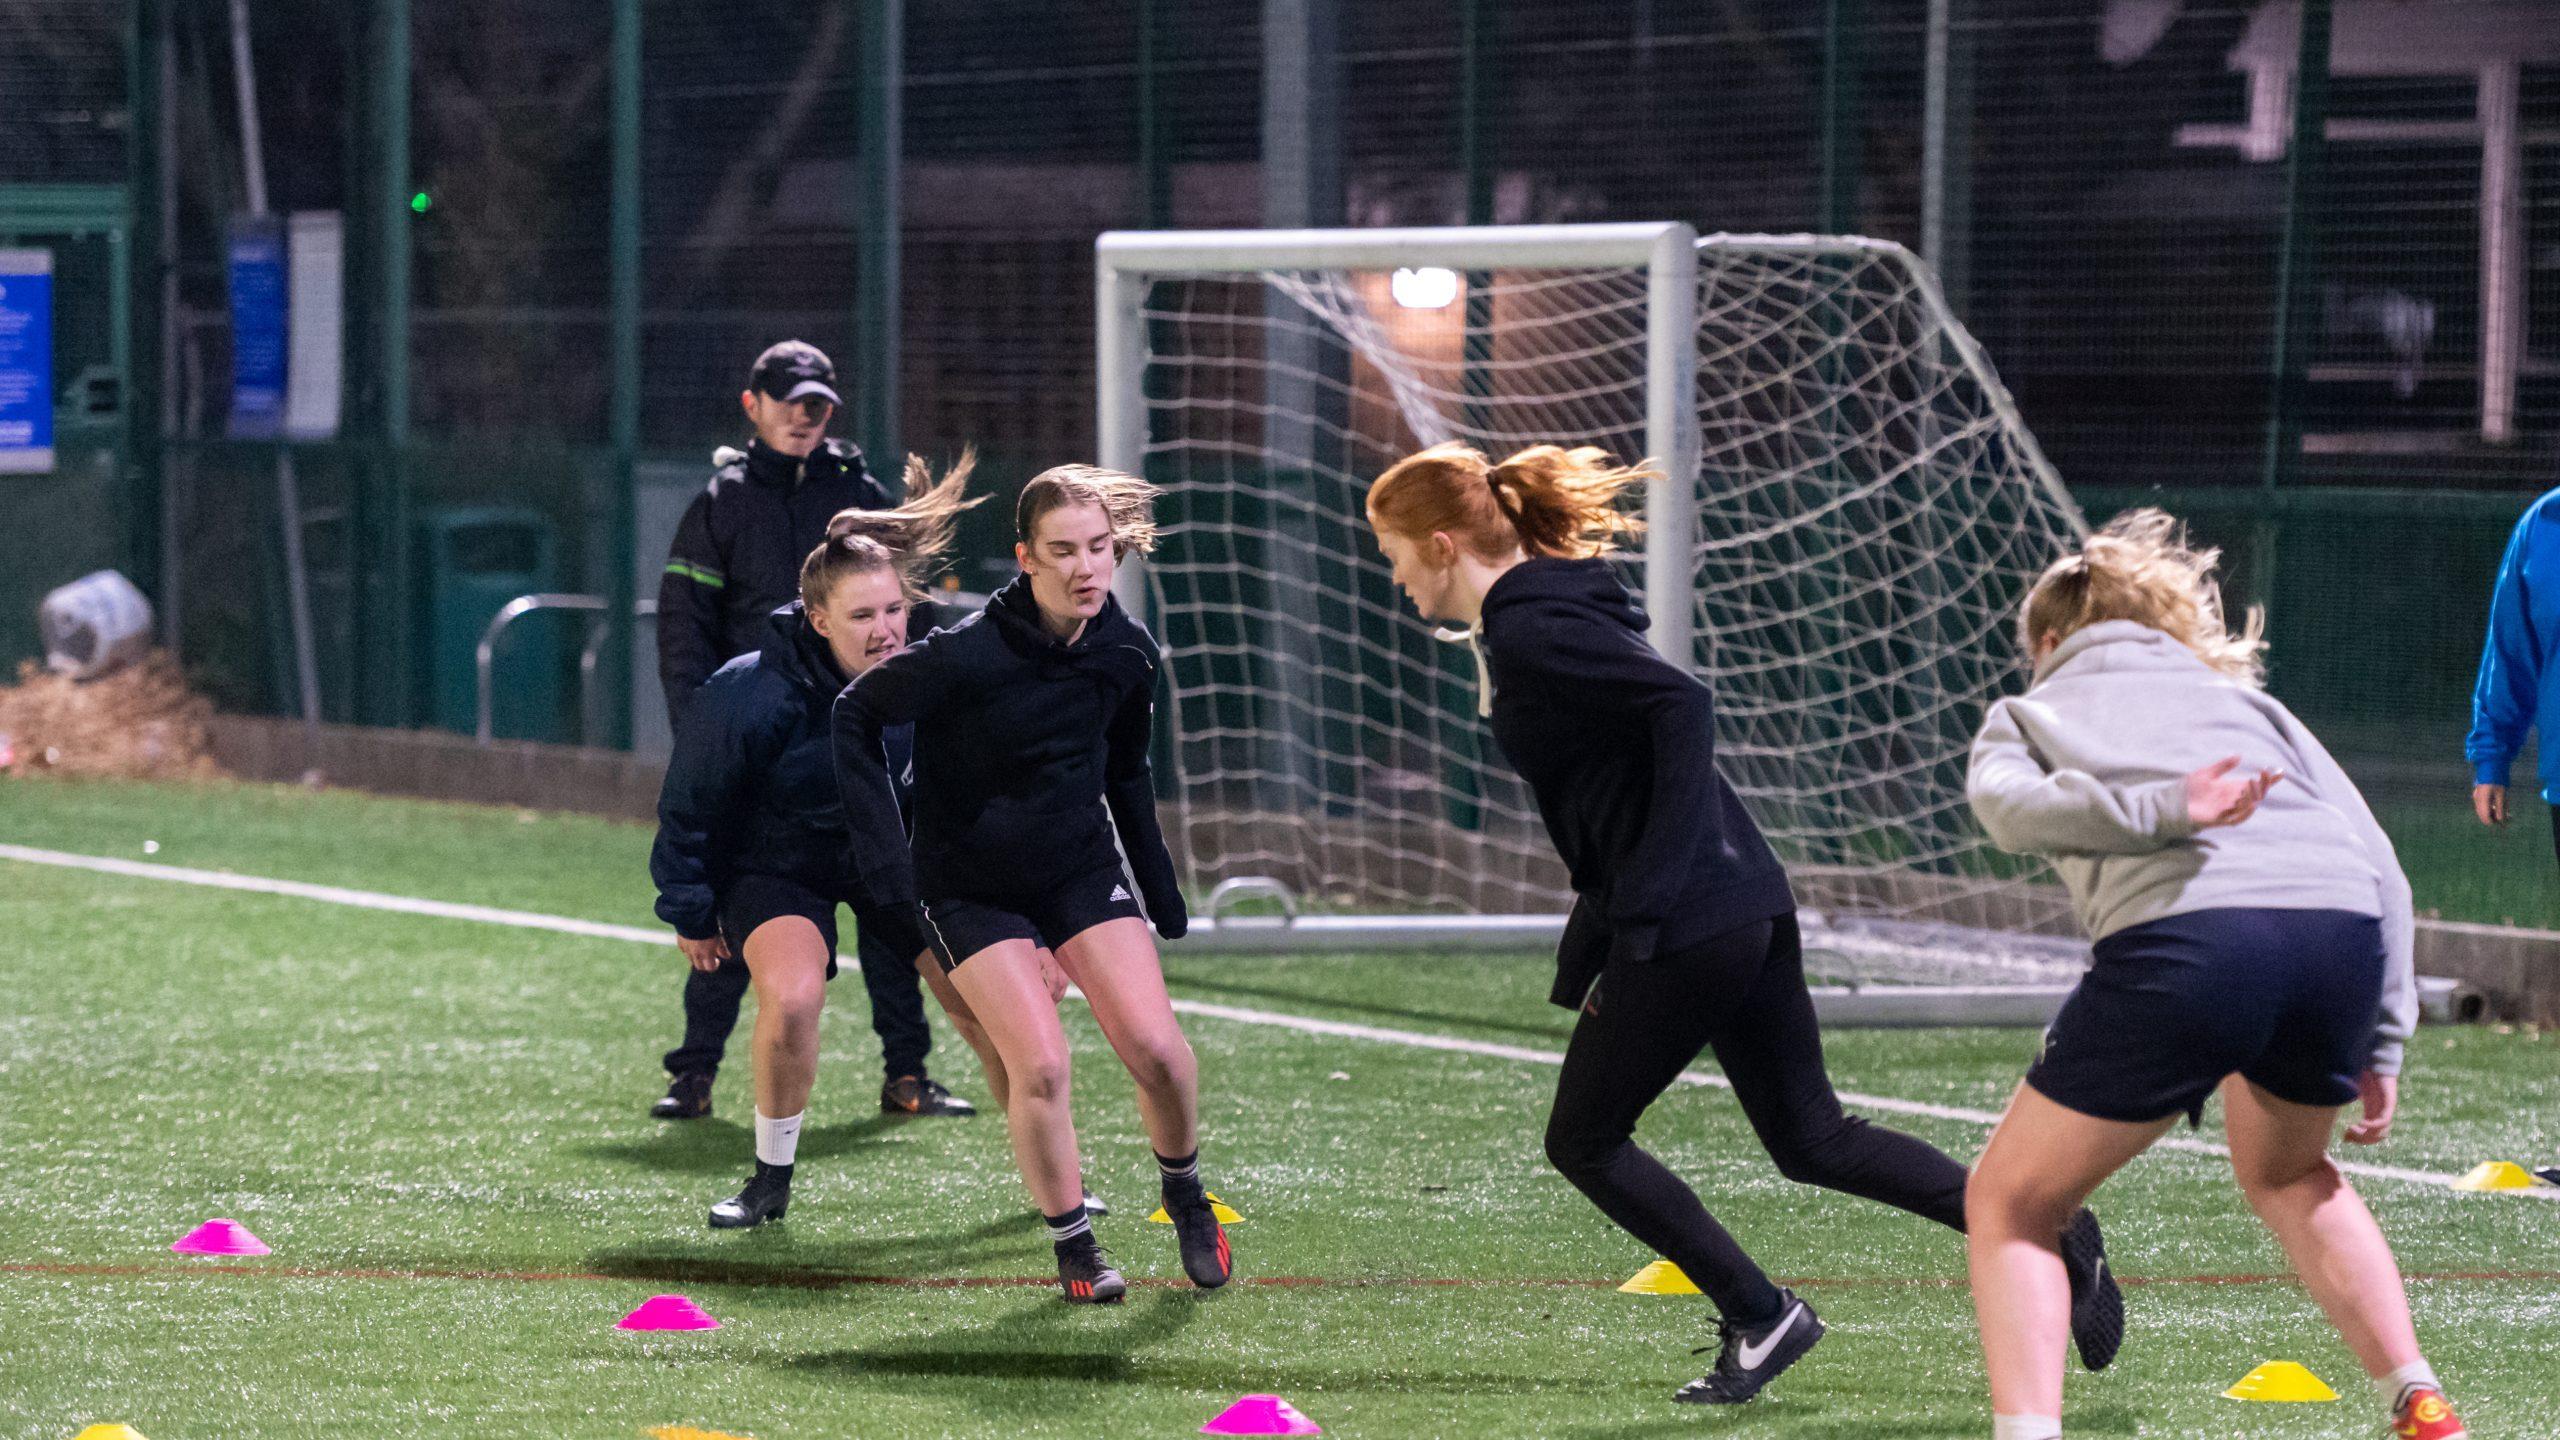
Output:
[2026, 907, 2384, 1126]
[717, 873, 842, 981]
[919, 866, 1146, 973]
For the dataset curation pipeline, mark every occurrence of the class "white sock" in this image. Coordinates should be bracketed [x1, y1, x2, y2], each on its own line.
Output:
[2378, 1358, 2440, 1409]
[753, 1110, 804, 1168]
[1992, 1415, 2062, 1440]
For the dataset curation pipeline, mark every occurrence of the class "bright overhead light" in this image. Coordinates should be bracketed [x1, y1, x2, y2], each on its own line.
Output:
[1390, 266, 1461, 310]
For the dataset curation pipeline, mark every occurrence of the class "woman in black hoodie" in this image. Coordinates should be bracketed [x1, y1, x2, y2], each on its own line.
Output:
[1363, 441, 2118, 1407]
[833, 465, 1230, 1305]
[651, 456, 1000, 1230]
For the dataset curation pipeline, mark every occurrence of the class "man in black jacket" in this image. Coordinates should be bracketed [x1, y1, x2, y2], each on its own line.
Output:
[651, 340, 972, 1122]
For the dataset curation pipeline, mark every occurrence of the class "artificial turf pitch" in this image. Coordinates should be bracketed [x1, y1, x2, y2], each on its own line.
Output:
[2, 777, 2556, 1439]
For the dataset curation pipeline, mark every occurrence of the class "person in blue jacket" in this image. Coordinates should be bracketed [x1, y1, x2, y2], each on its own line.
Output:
[2466, 487, 2560, 864]
[650, 455, 1000, 1230]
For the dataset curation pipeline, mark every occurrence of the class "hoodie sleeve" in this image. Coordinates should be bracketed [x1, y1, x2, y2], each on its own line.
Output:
[2466, 505, 2542, 788]
[657, 487, 728, 732]
[830, 633, 957, 912]
[1966, 699, 2200, 857]
[650, 670, 783, 940]
[1104, 663, 1187, 940]
[1496, 601, 1716, 963]
[2267, 704, 2419, 1077]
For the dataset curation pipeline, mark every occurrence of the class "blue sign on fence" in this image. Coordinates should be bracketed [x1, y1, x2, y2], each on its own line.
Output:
[0, 248, 53, 475]
[228, 217, 288, 439]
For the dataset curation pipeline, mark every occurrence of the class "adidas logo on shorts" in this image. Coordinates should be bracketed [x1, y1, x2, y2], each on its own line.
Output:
[1109, 884, 1132, 902]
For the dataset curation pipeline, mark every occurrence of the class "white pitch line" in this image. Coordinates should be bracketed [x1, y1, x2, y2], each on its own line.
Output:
[8, 841, 2550, 1201]
[0, 844, 668, 946]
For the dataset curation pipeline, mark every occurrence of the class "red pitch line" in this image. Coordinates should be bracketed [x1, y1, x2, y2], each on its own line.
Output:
[7, 1261, 2557, 1291]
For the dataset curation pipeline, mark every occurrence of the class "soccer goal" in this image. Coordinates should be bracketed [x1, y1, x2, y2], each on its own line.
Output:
[1097, 223, 2091, 1006]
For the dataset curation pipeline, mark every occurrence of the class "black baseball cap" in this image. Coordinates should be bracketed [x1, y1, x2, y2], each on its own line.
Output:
[749, 340, 842, 406]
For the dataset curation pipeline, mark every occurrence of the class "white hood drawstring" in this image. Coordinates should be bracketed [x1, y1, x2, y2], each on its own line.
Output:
[1435, 622, 1493, 717]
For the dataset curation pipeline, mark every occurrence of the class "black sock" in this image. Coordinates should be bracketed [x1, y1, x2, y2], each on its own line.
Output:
[1044, 1203, 1092, 1249]
[755, 1159, 794, 1182]
[1156, 1148, 1204, 1205]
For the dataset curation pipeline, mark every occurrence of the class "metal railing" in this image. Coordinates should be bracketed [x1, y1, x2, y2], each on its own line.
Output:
[475, 593, 657, 746]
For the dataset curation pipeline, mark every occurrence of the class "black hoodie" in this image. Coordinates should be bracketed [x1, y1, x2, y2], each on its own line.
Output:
[1476, 556, 1794, 1008]
[650, 603, 922, 960]
[656, 437, 893, 729]
[831, 575, 1187, 938]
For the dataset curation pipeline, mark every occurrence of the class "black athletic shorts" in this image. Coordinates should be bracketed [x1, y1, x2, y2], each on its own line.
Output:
[919, 866, 1147, 973]
[2026, 906, 2383, 1126]
[716, 873, 842, 981]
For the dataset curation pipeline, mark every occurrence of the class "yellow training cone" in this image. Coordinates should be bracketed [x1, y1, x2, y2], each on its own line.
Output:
[1147, 1192, 1244, 1225]
[2223, 1362, 2338, 1402]
[1616, 1260, 1703, 1295]
[73, 1428, 150, 1440]
[2451, 1161, 2542, 1192]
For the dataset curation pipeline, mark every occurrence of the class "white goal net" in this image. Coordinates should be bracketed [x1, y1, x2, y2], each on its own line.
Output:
[1096, 225, 2088, 985]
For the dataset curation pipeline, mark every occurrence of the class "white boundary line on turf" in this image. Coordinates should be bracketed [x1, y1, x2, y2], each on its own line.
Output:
[8, 842, 2551, 1202]
[0, 844, 669, 946]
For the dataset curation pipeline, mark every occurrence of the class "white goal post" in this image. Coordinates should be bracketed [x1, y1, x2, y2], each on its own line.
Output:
[1096, 223, 2093, 1016]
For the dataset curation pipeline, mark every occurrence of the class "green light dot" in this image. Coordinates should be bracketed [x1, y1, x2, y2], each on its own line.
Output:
[410, 192, 431, 214]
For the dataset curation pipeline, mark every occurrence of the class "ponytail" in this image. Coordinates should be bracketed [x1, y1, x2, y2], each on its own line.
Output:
[800, 448, 985, 610]
[2021, 507, 2266, 685]
[1367, 440, 1649, 562]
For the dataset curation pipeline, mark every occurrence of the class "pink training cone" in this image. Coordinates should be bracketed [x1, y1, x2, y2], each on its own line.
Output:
[170, 1218, 269, 1256]
[618, 1294, 721, 1332]
[1199, 1394, 1321, 1436]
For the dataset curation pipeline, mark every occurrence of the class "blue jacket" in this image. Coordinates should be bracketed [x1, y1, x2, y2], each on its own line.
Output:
[2467, 489, 2560, 802]
[651, 603, 921, 957]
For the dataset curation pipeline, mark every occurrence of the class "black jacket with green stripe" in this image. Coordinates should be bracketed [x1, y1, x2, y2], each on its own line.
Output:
[656, 437, 893, 730]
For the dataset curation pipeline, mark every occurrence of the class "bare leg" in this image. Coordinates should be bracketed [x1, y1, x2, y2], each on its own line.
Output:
[945, 939, 1083, 1215]
[1054, 917, 1198, 1160]
[1966, 1084, 2174, 1420]
[2220, 1076, 2425, 1381]
[915, 949, 1010, 1110]
[740, 917, 832, 1120]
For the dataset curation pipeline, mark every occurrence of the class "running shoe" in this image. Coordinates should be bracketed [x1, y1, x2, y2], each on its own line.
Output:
[708, 1161, 791, 1229]
[1164, 1192, 1233, 1289]
[2391, 1386, 2468, 1439]
[1056, 1234, 1127, 1304]
[881, 1074, 976, 1117]
[652, 1070, 713, 1120]
[2062, 1207, 2124, 1371]
[1674, 1288, 1824, 1404]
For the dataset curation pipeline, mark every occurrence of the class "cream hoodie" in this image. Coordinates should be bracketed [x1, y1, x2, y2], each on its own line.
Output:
[1967, 620, 2416, 1074]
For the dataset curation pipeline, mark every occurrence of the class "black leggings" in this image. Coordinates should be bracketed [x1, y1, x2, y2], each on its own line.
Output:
[1542, 913, 1970, 1323]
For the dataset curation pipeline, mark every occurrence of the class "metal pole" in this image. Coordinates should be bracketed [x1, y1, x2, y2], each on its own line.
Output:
[126, 0, 168, 605]
[371, 0, 415, 725]
[2257, 0, 2327, 494]
[1919, 0, 1972, 315]
[1137, 0, 1169, 229]
[159, 18, 182, 655]
[1819, 0, 1865, 234]
[228, 0, 270, 218]
[606, 0, 642, 748]
[2479, 60, 2523, 445]
[1643, 226, 1699, 666]
[1458, 0, 1495, 428]
[854, 0, 901, 473]
[2253, 0, 2328, 621]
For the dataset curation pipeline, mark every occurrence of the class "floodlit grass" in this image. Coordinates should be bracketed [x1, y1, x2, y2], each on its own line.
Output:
[2, 775, 2555, 1438]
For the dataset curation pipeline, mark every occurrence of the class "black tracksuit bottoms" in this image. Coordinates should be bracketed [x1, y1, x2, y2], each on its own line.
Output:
[663, 927, 930, 1082]
[1542, 913, 1971, 1324]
